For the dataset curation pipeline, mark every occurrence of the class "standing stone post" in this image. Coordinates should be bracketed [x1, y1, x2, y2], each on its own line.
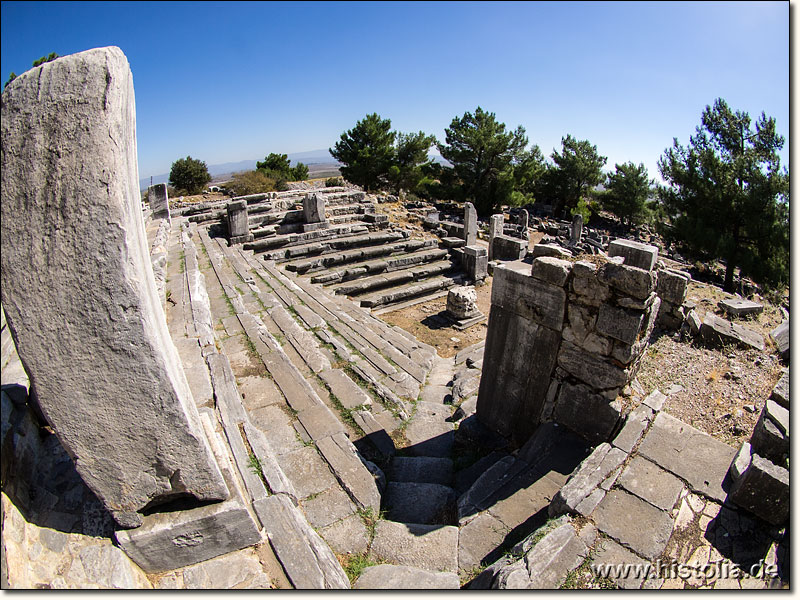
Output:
[517, 210, 529, 240]
[463, 246, 488, 282]
[570, 214, 583, 245]
[303, 192, 328, 232]
[1, 47, 228, 528]
[148, 183, 170, 221]
[488, 214, 504, 262]
[227, 199, 253, 244]
[464, 202, 478, 246]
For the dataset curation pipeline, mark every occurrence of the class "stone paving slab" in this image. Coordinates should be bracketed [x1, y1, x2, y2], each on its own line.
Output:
[404, 401, 454, 458]
[317, 513, 370, 556]
[637, 412, 736, 503]
[458, 511, 510, 573]
[354, 564, 460, 589]
[592, 489, 674, 560]
[618, 455, 685, 511]
[390, 456, 453, 485]
[591, 537, 652, 589]
[370, 521, 459, 573]
[276, 446, 338, 499]
[299, 484, 357, 530]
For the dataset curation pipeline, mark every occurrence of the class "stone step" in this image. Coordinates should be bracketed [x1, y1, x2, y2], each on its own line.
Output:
[383, 482, 457, 525]
[390, 456, 454, 485]
[260, 229, 407, 261]
[291, 239, 436, 276]
[317, 248, 451, 289]
[370, 520, 459, 574]
[325, 202, 363, 217]
[403, 401, 455, 459]
[333, 260, 458, 297]
[358, 273, 466, 309]
[243, 224, 371, 253]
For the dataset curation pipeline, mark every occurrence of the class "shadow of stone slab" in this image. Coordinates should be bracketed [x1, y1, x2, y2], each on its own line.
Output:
[637, 412, 736, 503]
[383, 482, 456, 525]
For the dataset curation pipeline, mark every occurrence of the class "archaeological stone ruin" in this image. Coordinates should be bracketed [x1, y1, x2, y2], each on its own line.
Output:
[0, 47, 789, 590]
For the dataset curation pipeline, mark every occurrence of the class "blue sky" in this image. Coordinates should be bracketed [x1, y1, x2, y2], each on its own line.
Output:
[1, 1, 790, 182]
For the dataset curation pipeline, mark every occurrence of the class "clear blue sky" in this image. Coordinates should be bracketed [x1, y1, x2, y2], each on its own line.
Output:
[1, 1, 790, 182]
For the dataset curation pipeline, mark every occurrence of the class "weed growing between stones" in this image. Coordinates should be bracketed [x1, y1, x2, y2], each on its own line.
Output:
[338, 552, 378, 585]
[253, 270, 275, 292]
[179, 250, 186, 273]
[560, 538, 617, 590]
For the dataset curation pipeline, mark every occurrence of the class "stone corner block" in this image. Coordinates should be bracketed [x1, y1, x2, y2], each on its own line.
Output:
[608, 239, 658, 271]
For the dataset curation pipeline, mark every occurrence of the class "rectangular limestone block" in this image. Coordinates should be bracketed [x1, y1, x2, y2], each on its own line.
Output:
[608, 239, 658, 271]
[303, 192, 326, 223]
[148, 183, 170, 221]
[597, 261, 656, 300]
[656, 268, 690, 305]
[491, 264, 566, 330]
[553, 382, 622, 445]
[0, 47, 228, 528]
[728, 453, 789, 526]
[596, 304, 646, 345]
[492, 235, 528, 260]
[226, 200, 249, 239]
[464, 202, 478, 245]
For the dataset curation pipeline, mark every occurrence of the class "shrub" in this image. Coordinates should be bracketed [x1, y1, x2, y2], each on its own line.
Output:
[325, 176, 344, 187]
[225, 170, 276, 197]
[169, 156, 211, 195]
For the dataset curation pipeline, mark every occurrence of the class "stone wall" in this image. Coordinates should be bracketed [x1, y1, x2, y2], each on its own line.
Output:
[477, 243, 662, 446]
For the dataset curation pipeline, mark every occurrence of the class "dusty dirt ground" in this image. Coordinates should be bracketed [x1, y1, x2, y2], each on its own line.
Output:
[381, 277, 494, 359]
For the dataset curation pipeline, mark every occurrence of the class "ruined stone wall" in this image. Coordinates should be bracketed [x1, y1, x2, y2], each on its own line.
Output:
[476, 246, 662, 447]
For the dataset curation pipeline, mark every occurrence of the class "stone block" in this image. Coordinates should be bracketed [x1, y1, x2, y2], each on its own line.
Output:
[612, 404, 654, 453]
[441, 236, 465, 248]
[532, 243, 572, 259]
[390, 456, 453, 485]
[596, 303, 646, 345]
[656, 268, 690, 305]
[370, 521, 458, 573]
[591, 538, 652, 589]
[0, 47, 228, 528]
[447, 286, 480, 320]
[592, 489, 673, 559]
[491, 264, 566, 330]
[488, 214, 504, 261]
[553, 382, 622, 444]
[549, 443, 626, 517]
[728, 452, 789, 526]
[770, 369, 788, 409]
[719, 297, 764, 317]
[303, 192, 326, 224]
[226, 200, 249, 239]
[462, 244, 488, 281]
[492, 234, 528, 260]
[315, 432, 381, 513]
[530, 256, 572, 287]
[597, 261, 657, 300]
[728, 442, 752, 481]
[749, 400, 789, 465]
[383, 481, 456, 525]
[464, 202, 478, 245]
[557, 342, 628, 391]
[254, 494, 350, 589]
[458, 512, 510, 572]
[354, 565, 460, 589]
[608, 239, 658, 271]
[685, 309, 702, 336]
[700, 314, 765, 351]
[148, 183, 170, 221]
[770, 321, 789, 360]
[570, 214, 583, 244]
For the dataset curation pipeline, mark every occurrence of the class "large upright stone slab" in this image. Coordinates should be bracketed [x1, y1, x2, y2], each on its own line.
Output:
[227, 200, 252, 244]
[0, 47, 228, 528]
[570, 214, 583, 245]
[464, 201, 478, 245]
[148, 183, 170, 221]
[488, 214, 504, 261]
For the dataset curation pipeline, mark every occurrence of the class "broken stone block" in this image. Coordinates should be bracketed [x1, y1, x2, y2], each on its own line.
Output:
[447, 286, 480, 320]
[464, 202, 478, 245]
[770, 369, 788, 409]
[596, 303, 646, 345]
[729, 442, 752, 481]
[530, 256, 572, 287]
[719, 297, 764, 317]
[549, 443, 626, 517]
[303, 192, 326, 224]
[597, 261, 657, 300]
[656, 268, 690, 305]
[608, 239, 659, 271]
[728, 451, 789, 526]
[700, 314, 765, 351]
[491, 265, 566, 330]
[749, 400, 789, 465]
[532, 243, 572, 259]
[553, 382, 622, 444]
[770, 321, 789, 360]
[557, 342, 628, 391]
[354, 565, 460, 589]
[148, 183, 170, 221]
[612, 403, 654, 453]
[1, 47, 228, 528]
[488, 214, 504, 261]
[685, 309, 703, 336]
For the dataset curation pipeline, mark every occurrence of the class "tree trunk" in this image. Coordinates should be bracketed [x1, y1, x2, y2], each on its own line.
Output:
[724, 223, 740, 292]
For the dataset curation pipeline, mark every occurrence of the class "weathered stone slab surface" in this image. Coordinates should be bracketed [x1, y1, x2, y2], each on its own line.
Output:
[608, 239, 658, 271]
[637, 412, 736, 502]
[618, 456, 684, 511]
[390, 456, 453, 485]
[591, 537, 652, 589]
[770, 321, 789, 360]
[656, 268, 690, 305]
[719, 297, 763, 317]
[592, 489, 673, 559]
[700, 313, 765, 351]
[149, 183, 170, 221]
[493, 234, 528, 260]
[0, 47, 227, 528]
[727, 448, 789, 526]
[370, 521, 459, 573]
[354, 564, 460, 589]
[464, 202, 478, 245]
[549, 443, 626, 517]
[531, 243, 572, 259]
[403, 402, 454, 458]
[770, 368, 789, 408]
[553, 381, 622, 444]
[597, 261, 656, 300]
[530, 256, 572, 287]
[458, 511, 509, 572]
[255, 494, 350, 589]
[317, 513, 369, 556]
[612, 404, 653, 453]
[315, 432, 381, 512]
[557, 342, 628, 391]
[491, 264, 566, 330]
[303, 192, 326, 224]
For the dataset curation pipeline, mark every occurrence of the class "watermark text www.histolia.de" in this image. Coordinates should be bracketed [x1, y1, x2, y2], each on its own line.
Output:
[592, 559, 780, 584]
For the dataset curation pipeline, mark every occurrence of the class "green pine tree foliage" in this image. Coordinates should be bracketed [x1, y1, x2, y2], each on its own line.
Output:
[602, 162, 653, 226]
[169, 156, 211, 195]
[437, 107, 528, 216]
[658, 98, 789, 292]
[388, 131, 437, 195]
[547, 135, 607, 217]
[330, 113, 396, 191]
[256, 153, 308, 182]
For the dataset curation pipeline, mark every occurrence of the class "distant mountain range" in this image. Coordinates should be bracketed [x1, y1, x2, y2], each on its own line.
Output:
[139, 149, 338, 190]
